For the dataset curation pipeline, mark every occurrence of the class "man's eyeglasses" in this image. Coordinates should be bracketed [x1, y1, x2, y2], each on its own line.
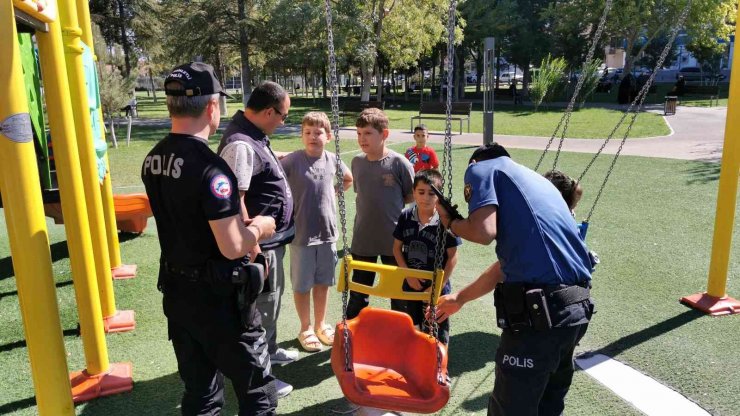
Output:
[273, 107, 288, 122]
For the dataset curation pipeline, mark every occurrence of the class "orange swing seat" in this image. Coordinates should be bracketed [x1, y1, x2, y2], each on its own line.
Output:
[113, 193, 153, 234]
[331, 307, 450, 414]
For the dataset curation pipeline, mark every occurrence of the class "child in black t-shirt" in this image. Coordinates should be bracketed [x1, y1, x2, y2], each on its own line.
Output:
[391, 169, 461, 345]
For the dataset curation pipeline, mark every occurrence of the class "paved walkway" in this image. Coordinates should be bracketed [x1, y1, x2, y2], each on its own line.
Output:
[377, 106, 728, 162]
[131, 105, 729, 162]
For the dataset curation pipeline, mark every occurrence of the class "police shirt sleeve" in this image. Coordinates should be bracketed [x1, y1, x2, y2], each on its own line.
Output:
[465, 163, 498, 214]
[201, 166, 240, 220]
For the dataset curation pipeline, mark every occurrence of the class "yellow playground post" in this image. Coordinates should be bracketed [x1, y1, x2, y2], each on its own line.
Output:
[73, 0, 138, 280]
[58, 0, 135, 333]
[0, 3, 74, 414]
[681, 8, 740, 316]
[26, 0, 133, 401]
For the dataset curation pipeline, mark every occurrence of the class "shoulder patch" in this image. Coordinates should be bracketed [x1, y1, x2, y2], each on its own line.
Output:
[210, 174, 233, 199]
[464, 183, 472, 203]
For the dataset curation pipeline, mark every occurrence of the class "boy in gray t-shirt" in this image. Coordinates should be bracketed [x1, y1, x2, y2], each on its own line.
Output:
[347, 108, 414, 319]
[281, 112, 352, 352]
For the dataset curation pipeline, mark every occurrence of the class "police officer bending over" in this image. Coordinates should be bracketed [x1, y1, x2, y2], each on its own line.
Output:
[435, 144, 594, 416]
[142, 62, 278, 416]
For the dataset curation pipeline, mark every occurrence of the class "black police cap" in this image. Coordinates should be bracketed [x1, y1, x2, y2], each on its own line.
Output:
[164, 62, 233, 99]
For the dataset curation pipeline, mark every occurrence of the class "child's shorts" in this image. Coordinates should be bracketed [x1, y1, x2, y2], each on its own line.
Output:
[289, 242, 337, 294]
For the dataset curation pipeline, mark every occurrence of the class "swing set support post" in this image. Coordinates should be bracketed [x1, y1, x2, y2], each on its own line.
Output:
[680, 8, 740, 316]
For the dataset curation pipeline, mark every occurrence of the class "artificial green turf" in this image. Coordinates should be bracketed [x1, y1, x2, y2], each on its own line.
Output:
[1, 136, 739, 415]
[132, 92, 671, 139]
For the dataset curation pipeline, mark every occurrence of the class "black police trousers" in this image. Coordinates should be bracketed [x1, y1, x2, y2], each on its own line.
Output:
[162, 280, 277, 416]
[488, 323, 589, 416]
[346, 254, 397, 319]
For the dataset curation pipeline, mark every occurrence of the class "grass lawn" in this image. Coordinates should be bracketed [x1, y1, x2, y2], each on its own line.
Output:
[1, 128, 739, 415]
[133, 92, 671, 139]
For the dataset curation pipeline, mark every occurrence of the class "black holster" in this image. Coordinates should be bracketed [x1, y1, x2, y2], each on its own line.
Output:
[494, 283, 554, 332]
[231, 262, 265, 327]
[205, 258, 264, 326]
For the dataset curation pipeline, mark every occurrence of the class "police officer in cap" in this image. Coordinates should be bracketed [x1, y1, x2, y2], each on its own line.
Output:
[434, 143, 595, 416]
[142, 62, 278, 415]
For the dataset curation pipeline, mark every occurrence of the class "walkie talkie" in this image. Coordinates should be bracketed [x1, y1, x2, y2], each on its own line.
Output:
[430, 184, 464, 225]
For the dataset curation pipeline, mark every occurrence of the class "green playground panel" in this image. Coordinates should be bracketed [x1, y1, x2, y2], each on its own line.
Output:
[18, 32, 52, 190]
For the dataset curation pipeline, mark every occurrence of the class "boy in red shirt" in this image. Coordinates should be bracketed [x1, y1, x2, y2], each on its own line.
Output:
[405, 124, 439, 172]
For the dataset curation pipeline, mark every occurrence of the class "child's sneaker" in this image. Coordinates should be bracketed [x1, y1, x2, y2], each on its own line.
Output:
[270, 348, 299, 365]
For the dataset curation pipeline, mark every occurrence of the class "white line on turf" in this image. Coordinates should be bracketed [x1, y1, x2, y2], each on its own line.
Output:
[576, 353, 710, 416]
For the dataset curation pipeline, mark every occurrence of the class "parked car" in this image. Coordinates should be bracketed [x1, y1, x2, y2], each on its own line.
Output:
[677, 66, 704, 82]
[498, 72, 522, 84]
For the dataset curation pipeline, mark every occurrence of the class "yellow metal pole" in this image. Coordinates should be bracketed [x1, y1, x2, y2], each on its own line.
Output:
[58, 0, 120, 321]
[35, 8, 111, 376]
[0, 4, 74, 414]
[101, 156, 124, 269]
[75, 0, 128, 274]
[682, 11, 740, 315]
[706, 22, 740, 298]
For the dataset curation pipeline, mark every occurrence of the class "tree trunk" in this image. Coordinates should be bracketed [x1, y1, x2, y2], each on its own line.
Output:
[322, 65, 328, 98]
[439, 47, 445, 103]
[376, 64, 383, 103]
[116, 0, 131, 76]
[455, 48, 464, 100]
[475, 45, 483, 94]
[148, 66, 158, 103]
[404, 68, 411, 101]
[108, 115, 118, 149]
[361, 62, 372, 102]
[304, 68, 309, 97]
[238, 0, 252, 106]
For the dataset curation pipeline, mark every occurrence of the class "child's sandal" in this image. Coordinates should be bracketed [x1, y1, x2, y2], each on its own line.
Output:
[298, 330, 322, 352]
[315, 324, 335, 346]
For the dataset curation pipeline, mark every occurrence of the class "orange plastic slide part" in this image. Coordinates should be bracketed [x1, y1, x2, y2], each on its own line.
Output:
[112, 193, 152, 234]
[331, 308, 450, 414]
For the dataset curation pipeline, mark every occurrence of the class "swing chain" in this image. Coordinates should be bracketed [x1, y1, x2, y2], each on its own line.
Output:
[324, 0, 353, 372]
[583, 0, 692, 223]
[427, 0, 458, 387]
[534, 0, 613, 172]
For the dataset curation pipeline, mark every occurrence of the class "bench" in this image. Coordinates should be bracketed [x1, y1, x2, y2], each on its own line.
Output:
[340, 100, 385, 125]
[677, 85, 720, 107]
[410, 102, 472, 134]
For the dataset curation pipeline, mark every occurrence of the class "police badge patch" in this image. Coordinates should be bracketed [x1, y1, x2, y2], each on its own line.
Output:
[210, 174, 232, 199]
[464, 183, 472, 202]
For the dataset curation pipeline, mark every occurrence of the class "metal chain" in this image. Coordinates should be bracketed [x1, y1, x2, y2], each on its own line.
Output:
[534, 0, 613, 172]
[324, 0, 353, 372]
[426, 0, 457, 387]
[582, 0, 692, 223]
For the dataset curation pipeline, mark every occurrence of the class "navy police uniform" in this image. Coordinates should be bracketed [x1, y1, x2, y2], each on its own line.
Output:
[464, 155, 594, 416]
[142, 133, 276, 415]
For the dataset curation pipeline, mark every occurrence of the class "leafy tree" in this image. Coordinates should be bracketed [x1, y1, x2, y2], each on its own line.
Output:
[459, 0, 518, 93]
[530, 54, 567, 110]
[684, 0, 737, 77]
[577, 59, 603, 108]
[89, 0, 162, 76]
[578, 0, 737, 76]
[92, 23, 135, 147]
